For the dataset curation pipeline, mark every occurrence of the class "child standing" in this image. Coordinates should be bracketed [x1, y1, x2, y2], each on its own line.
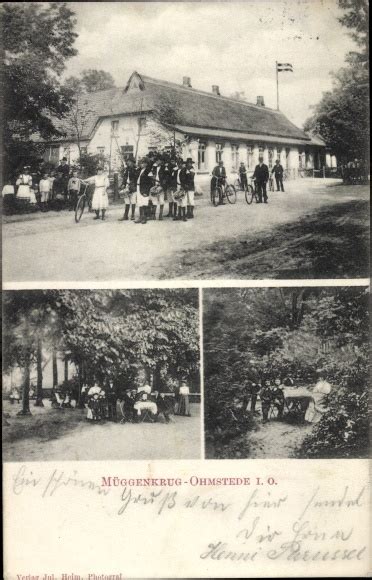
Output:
[39, 172, 51, 211]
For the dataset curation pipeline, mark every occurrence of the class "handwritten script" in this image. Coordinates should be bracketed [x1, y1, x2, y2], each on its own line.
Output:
[10, 465, 367, 565]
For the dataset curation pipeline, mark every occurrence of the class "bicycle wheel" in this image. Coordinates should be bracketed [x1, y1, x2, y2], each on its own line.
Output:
[75, 194, 86, 223]
[234, 178, 241, 191]
[212, 187, 220, 207]
[245, 184, 255, 204]
[226, 184, 237, 204]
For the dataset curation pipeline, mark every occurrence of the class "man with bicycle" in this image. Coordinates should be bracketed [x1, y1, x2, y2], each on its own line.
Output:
[252, 156, 269, 203]
[211, 160, 226, 205]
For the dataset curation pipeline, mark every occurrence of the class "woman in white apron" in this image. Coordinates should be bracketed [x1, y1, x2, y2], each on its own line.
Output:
[305, 375, 332, 423]
[84, 167, 110, 220]
[16, 167, 34, 206]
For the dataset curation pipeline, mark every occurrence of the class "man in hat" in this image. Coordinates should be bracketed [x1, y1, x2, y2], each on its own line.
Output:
[168, 158, 184, 220]
[239, 162, 248, 190]
[211, 160, 227, 205]
[271, 159, 285, 192]
[149, 156, 166, 221]
[180, 157, 196, 220]
[252, 156, 269, 203]
[119, 156, 137, 221]
[135, 157, 153, 224]
[57, 157, 70, 199]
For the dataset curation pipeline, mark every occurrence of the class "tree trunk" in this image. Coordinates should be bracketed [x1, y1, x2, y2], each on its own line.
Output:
[34, 338, 44, 407]
[18, 352, 32, 416]
[52, 347, 58, 392]
[78, 360, 85, 408]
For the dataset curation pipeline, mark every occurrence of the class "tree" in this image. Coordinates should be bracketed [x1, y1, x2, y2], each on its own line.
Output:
[1, 2, 78, 178]
[61, 88, 95, 164]
[149, 94, 195, 156]
[65, 69, 116, 93]
[304, 0, 369, 164]
[3, 291, 64, 414]
[204, 287, 369, 458]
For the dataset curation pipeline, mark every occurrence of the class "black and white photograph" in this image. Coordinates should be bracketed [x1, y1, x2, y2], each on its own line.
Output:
[2, 0, 369, 283]
[203, 286, 369, 460]
[2, 288, 201, 461]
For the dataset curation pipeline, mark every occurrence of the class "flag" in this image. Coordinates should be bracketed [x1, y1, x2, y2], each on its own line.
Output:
[277, 63, 293, 72]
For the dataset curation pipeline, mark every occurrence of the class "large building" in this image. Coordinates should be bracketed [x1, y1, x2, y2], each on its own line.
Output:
[44, 71, 337, 182]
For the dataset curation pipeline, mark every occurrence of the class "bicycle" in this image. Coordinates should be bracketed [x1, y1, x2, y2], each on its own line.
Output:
[74, 183, 92, 223]
[211, 179, 237, 206]
[244, 178, 258, 205]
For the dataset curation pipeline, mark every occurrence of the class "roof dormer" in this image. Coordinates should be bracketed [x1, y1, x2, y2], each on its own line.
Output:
[123, 71, 145, 93]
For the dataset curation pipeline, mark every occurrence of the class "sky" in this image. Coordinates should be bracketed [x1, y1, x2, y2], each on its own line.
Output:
[64, 0, 356, 128]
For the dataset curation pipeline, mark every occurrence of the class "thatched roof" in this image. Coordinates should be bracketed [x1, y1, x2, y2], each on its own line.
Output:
[52, 71, 313, 144]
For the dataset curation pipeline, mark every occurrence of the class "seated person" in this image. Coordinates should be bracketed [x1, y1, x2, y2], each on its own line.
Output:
[9, 387, 20, 404]
[260, 379, 284, 423]
[152, 391, 173, 423]
[86, 383, 106, 421]
[120, 389, 136, 422]
[137, 382, 152, 395]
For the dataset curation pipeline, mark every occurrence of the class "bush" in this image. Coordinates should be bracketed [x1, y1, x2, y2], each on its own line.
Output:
[299, 346, 369, 458]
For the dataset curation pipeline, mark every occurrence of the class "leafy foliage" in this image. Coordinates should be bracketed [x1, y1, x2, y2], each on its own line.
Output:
[2, 2, 78, 177]
[204, 287, 369, 458]
[65, 69, 116, 93]
[304, 0, 369, 163]
[4, 290, 200, 412]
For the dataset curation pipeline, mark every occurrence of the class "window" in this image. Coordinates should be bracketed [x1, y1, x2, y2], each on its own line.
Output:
[198, 142, 206, 170]
[138, 116, 147, 130]
[299, 150, 305, 169]
[231, 145, 239, 171]
[80, 146, 87, 156]
[259, 146, 265, 156]
[121, 145, 134, 161]
[268, 148, 274, 169]
[97, 147, 105, 156]
[111, 120, 119, 133]
[216, 143, 224, 163]
[247, 146, 254, 169]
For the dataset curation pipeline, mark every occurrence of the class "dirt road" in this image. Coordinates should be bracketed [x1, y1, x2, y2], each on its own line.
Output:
[3, 182, 369, 283]
[3, 403, 201, 462]
[246, 419, 313, 459]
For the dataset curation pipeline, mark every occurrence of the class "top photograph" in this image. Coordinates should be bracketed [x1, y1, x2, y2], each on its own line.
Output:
[2, 0, 369, 284]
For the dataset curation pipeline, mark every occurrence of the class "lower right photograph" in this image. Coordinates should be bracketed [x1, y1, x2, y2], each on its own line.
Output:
[203, 285, 369, 460]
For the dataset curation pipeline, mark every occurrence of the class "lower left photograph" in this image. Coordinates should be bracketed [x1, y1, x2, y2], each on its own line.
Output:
[2, 288, 201, 462]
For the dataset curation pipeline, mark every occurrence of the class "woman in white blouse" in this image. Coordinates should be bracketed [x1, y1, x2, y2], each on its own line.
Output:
[84, 166, 110, 220]
[16, 166, 33, 203]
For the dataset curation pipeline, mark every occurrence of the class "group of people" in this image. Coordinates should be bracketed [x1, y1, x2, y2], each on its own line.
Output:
[341, 158, 368, 184]
[212, 157, 285, 205]
[82, 377, 192, 423]
[241, 373, 331, 424]
[2, 158, 81, 212]
[118, 154, 196, 224]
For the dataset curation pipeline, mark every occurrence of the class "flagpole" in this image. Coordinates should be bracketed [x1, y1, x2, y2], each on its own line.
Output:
[276, 61, 279, 110]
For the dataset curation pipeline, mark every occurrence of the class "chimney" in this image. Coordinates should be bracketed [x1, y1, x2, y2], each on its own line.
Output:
[212, 85, 220, 96]
[256, 96, 265, 107]
[182, 76, 192, 88]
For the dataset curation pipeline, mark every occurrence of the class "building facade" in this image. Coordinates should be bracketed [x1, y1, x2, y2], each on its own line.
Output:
[44, 71, 336, 182]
